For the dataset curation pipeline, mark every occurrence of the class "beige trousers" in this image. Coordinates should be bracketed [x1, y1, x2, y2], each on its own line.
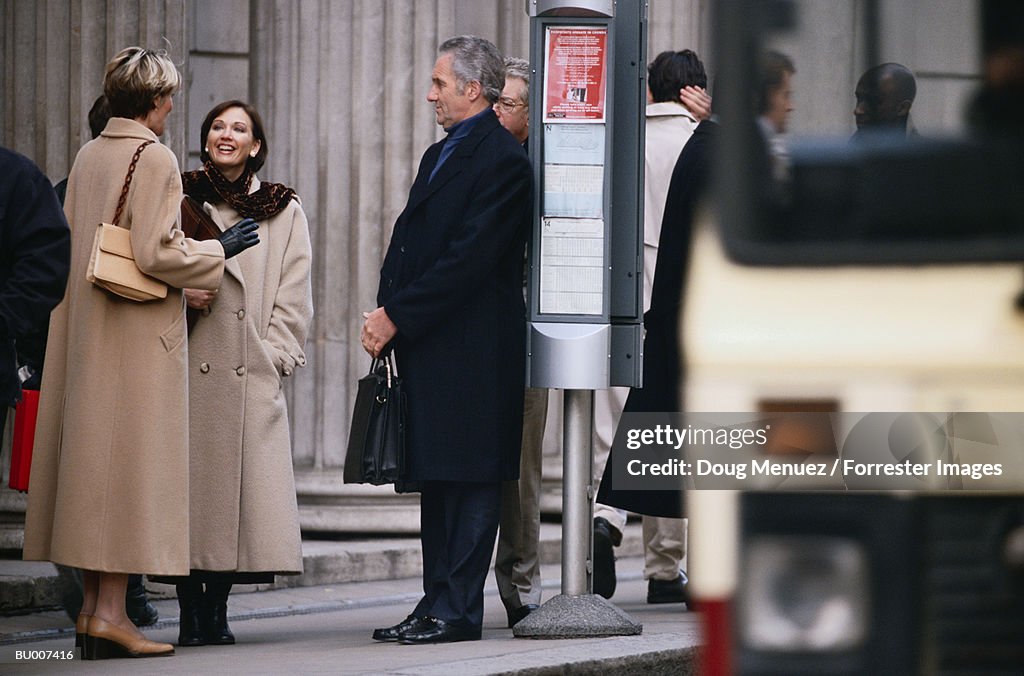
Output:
[494, 387, 548, 609]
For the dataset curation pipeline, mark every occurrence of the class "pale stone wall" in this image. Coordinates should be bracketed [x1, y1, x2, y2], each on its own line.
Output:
[0, 0, 189, 176]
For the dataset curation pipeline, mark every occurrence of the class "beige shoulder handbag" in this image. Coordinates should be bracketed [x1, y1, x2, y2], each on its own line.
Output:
[85, 140, 169, 302]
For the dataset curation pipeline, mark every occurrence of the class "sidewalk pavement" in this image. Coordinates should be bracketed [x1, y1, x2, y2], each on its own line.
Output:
[0, 555, 700, 674]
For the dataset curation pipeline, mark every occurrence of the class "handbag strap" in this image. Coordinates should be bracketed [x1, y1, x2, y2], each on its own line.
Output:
[111, 141, 155, 226]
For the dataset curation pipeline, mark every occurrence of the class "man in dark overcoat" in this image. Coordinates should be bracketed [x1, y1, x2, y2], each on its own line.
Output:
[0, 147, 71, 429]
[361, 35, 532, 644]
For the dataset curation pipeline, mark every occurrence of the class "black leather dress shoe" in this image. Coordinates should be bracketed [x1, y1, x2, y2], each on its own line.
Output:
[398, 617, 481, 644]
[372, 614, 427, 642]
[506, 603, 539, 628]
[647, 570, 690, 604]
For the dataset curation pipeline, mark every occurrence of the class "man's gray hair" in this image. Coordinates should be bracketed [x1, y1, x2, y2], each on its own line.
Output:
[504, 56, 530, 107]
[439, 35, 505, 104]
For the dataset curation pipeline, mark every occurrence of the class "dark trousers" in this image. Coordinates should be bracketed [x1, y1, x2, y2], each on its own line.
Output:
[413, 480, 502, 629]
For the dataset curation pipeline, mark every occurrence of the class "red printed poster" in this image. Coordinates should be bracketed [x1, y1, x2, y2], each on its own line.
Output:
[544, 26, 608, 123]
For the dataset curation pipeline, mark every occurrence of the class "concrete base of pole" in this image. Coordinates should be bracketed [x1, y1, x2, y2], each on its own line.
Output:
[512, 593, 643, 638]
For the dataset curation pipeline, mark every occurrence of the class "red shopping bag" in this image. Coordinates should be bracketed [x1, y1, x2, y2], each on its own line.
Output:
[9, 389, 39, 492]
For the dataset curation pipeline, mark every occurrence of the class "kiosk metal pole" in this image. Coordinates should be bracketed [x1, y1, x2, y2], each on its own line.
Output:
[515, 386, 640, 638]
[561, 389, 593, 596]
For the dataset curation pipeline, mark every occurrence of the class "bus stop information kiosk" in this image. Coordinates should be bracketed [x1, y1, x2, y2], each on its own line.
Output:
[515, 0, 645, 638]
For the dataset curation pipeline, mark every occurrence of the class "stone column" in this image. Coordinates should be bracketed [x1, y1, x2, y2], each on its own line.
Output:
[649, 0, 710, 59]
[0, 0, 189, 177]
[249, 0, 470, 531]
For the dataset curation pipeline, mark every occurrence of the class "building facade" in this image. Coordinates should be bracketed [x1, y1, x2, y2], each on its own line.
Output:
[0, 0, 980, 540]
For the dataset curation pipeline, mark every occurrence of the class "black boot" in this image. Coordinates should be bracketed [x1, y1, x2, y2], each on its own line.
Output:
[176, 579, 207, 647]
[203, 582, 235, 645]
[126, 574, 159, 627]
[593, 517, 621, 599]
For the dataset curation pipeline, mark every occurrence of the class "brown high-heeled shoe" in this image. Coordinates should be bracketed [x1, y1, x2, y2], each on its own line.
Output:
[75, 613, 91, 659]
[84, 617, 175, 659]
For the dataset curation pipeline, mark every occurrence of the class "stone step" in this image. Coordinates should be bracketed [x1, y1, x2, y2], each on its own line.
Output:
[0, 521, 643, 612]
[0, 561, 67, 613]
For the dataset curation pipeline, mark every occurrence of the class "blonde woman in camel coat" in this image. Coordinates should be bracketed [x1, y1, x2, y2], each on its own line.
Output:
[24, 48, 259, 661]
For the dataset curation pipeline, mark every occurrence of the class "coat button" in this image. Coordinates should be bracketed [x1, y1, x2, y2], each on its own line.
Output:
[236, 309, 245, 319]
[400, 246, 406, 253]
[201, 308, 211, 316]
[236, 366, 246, 376]
[199, 363, 210, 373]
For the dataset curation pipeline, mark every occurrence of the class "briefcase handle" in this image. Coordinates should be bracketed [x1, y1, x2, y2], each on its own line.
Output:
[368, 354, 396, 393]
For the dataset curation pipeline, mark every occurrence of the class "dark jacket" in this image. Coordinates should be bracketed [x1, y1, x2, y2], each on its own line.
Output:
[377, 110, 532, 482]
[0, 148, 71, 407]
[597, 120, 719, 518]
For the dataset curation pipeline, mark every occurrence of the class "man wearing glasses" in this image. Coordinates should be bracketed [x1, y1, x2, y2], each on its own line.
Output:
[494, 58, 530, 148]
[491, 56, 548, 630]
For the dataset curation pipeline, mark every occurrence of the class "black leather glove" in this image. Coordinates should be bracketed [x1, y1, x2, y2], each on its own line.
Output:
[218, 217, 260, 259]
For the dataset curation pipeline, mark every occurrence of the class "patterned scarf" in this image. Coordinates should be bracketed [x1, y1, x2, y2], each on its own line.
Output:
[181, 161, 297, 221]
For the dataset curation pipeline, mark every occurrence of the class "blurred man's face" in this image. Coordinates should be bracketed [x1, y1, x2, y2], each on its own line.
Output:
[854, 73, 903, 129]
[765, 70, 794, 134]
[494, 76, 529, 143]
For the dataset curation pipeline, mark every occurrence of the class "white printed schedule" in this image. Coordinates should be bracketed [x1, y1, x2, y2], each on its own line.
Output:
[539, 217, 604, 315]
[543, 164, 603, 218]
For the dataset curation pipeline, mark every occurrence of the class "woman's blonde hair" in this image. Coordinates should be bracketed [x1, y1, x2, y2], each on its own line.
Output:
[103, 47, 181, 120]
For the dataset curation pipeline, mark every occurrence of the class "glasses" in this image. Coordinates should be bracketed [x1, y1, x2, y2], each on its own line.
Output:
[495, 97, 526, 113]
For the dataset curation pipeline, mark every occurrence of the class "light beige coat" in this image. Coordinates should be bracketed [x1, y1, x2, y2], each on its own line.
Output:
[643, 101, 698, 308]
[186, 179, 312, 574]
[23, 118, 225, 575]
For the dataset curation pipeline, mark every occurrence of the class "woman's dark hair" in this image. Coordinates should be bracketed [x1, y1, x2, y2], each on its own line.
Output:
[648, 50, 707, 103]
[88, 96, 112, 139]
[199, 100, 269, 173]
